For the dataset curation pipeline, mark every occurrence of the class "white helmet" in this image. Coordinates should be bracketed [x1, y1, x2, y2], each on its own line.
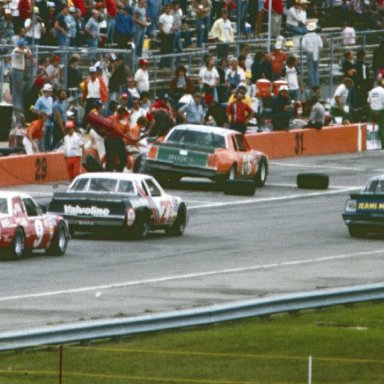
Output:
[279, 85, 289, 92]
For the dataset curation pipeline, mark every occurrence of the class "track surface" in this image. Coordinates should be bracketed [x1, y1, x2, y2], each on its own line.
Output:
[1, 151, 384, 332]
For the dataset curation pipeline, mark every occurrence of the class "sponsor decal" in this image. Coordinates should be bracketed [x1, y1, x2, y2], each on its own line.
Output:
[64, 205, 110, 216]
[357, 201, 384, 211]
[0, 218, 15, 228]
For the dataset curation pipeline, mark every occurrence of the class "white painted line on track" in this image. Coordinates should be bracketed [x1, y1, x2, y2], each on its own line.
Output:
[188, 187, 357, 210]
[271, 161, 370, 172]
[1, 249, 383, 302]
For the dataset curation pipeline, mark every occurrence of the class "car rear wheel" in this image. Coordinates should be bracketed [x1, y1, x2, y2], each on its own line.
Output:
[166, 204, 187, 236]
[348, 225, 368, 238]
[254, 158, 268, 187]
[46, 221, 69, 256]
[216, 164, 237, 188]
[9, 228, 25, 260]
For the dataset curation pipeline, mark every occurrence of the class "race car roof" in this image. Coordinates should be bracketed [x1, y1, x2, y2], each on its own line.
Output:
[169, 124, 234, 137]
[73, 172, 153, 182]
[0, 191, 33, 200]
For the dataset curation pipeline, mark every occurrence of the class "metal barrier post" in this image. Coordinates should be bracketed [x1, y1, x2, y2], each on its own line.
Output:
[328, 34, 335, 100]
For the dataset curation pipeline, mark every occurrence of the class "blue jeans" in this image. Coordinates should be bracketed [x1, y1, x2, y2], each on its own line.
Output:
[134, 27, 146, 57]
[196, 16, 210, 47]
[11, 68, 24, 112]
[87, 37, 98, 62]
[236, 0, 249, 35]
[43, 119, 53, 152]
[286, 24, 307, 36]
[306, 53, 319, 88]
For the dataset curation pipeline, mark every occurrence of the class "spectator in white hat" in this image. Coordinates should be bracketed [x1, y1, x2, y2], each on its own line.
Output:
[286, 0, 308, 36]
[33, 83, 54, 150]
[24, 6, 46, 46]
[302, 20, 323, 88]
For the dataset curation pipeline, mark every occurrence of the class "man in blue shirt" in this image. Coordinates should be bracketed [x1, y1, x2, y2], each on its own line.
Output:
[114, 6, 134, 49]
[33, 83, 54, 151]
[178, 93, 205, 124]
[52, 89, 68, 149]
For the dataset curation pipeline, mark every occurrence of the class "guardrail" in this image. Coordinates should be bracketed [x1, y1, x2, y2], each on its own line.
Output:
[0, 283, 383, 352]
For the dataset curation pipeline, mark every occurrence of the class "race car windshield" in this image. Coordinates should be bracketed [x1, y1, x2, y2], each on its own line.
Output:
[168, 130, 226, 148]
[0, 198, 8, 215]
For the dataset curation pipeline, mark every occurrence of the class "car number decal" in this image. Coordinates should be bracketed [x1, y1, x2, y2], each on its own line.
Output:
[160, 200, 173, 224]
[241, 155, 253, 176]
[33, 219, 45, 247]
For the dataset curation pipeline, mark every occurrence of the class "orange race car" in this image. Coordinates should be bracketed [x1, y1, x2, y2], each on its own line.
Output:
[146, 125, 269, 187]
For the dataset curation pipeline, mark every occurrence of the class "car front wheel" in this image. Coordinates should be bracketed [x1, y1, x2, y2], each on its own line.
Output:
[166, 205, 187, 236]
[9, 228, 25, 260]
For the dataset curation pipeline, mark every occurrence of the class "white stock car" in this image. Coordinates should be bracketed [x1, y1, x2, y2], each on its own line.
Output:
[48, 173, 188, 239]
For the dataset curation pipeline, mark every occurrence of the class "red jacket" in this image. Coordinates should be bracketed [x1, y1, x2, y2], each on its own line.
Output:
[264, 0, 284, 15]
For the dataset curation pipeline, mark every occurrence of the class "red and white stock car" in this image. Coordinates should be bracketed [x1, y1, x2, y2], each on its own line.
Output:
[0, 192, 69, 259]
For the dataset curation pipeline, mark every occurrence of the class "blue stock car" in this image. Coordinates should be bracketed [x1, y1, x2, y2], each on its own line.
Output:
[343, 175, 384, 237]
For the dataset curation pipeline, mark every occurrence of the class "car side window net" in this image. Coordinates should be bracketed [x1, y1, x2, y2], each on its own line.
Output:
[145, 179, 162, 197]
[23, 198, 39, 217]
[235, 134, 246, 151]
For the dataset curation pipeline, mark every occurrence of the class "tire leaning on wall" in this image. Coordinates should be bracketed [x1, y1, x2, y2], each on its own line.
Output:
[297, 173, 330, 190]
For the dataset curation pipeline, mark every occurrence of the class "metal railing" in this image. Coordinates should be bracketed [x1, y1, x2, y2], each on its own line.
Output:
[0, 282, 383, 352]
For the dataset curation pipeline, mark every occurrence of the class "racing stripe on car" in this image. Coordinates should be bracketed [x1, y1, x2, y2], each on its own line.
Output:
[135, 184, 160, 222]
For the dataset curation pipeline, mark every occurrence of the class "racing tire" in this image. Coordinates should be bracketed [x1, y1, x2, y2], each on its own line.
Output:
[82, 153, 104, 173]
[223, 179, 256, 196]
[130, 210, 150, 240]
[297, 173, 329, 190]
[216, 164, 237, 188]
[8, 228, 25, 260]
[45, 221, 69, 256]
[254, 158, 268, 187]
[348, 225, 368, 238]
[166, 204, 187, 236]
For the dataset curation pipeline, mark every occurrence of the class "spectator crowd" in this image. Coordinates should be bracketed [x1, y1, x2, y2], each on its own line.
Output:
[2, 0, 384, 174]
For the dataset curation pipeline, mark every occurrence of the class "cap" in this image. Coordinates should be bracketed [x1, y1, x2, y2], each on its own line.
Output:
[89, 66, 97, 73]
[52, 55, 61, 62]
[4, 9, 12, 14]
[279, 85, 289, 92]
[139, 58, 149, 66]
[33, 6, 39, 13]
[42, 83, 53, 91]
[96, 1, 104, 8]
[47, 1, 55, 7]
[69, 6, 77, 12]
[16, 38, 26, 46]
[194, 92, 201, 98]
[66, 120, 76, 129]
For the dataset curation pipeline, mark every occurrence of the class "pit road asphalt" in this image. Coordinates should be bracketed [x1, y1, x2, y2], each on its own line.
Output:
[1, 151, 384, 332]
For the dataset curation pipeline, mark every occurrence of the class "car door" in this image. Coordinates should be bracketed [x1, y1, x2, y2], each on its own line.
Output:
[21, 197, 50, 249]
[141, 178, 176, 226]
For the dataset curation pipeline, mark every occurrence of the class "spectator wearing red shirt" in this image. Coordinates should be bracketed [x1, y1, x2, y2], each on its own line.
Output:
[226, 89, 254, 134]
[263, 0, 284, 38]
